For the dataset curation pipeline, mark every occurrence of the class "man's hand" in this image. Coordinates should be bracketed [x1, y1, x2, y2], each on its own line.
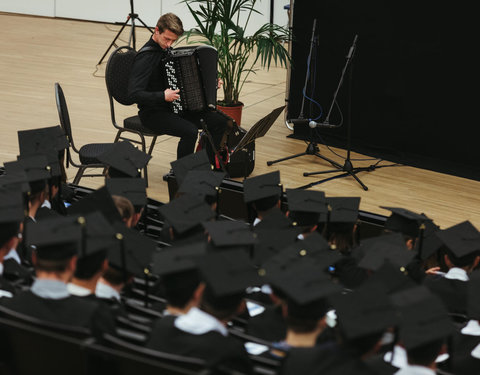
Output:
[216, 78, 223, 90]
[165, 88, 180, 102]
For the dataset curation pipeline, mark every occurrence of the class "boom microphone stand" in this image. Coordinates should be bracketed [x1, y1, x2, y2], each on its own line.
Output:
[300, 34, 372, 191]
[97, 0, 153, 66]
[266, 19, 344, 171]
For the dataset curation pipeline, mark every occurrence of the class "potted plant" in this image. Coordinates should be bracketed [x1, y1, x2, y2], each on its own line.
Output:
[181, 0, 290, 125]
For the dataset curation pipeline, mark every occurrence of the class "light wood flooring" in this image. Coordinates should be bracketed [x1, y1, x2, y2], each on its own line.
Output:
[1, 13, 479, 229]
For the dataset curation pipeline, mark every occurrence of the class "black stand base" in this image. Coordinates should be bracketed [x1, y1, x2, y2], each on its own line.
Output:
[300, 158, 371, 190]
[97, 12, 153, 66]
[267, 142, 343, 170]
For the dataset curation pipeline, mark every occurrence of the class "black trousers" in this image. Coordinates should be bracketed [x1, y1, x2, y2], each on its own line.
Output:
[140, 108, 229, 160]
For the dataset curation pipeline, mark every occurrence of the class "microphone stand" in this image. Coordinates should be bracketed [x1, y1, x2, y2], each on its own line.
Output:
[266, 19, 343, 170]
[97, 0, 153, 66]
[300, 34, 372, 191]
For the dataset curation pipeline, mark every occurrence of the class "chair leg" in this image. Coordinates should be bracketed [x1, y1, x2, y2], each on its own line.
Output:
[143, 166, 149, 188]
[72, 167, 86, 185]
[147, 136, 158, 156]
[114, 130, 122, 143]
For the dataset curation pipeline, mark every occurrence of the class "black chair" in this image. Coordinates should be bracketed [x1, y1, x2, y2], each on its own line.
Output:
[55, 82, 114, 185]
[0, 305, 93, 375]
[105, 45, 162, 186]
[95, 333, 211, 375]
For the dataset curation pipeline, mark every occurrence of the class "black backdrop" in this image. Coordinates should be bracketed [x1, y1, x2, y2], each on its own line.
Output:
[287, 0, 479, 180]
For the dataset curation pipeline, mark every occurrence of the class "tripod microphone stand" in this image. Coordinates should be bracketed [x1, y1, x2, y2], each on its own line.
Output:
[300, 34, 372, 191]
[97, 0, 153, 66]
[267, 19, 343, 171]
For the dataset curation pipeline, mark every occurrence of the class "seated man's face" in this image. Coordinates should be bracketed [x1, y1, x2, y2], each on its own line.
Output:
[155, 28, 178, 49]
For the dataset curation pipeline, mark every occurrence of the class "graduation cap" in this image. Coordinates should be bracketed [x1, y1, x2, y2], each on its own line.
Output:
[357, 233, 416, 272]
[243, 171, 282, 204]
[108, 222, 157, 278]
[331, 283, 398, 340]
[286, 188, 327, 226]
[98, 141, 151, 178]
[435, 220, 480, 259]
[252, 226, 299, 266]
[261, 236, 341, 276]
[0, 189, 25, 247]
[4, 156, 50, 194]
[414, 220, 442, 260]
[105, 177, 147, 209]
[151, 242, 207, 277]
[197, 249, 260, 298]
[319, 197, 361, 224]
[17, 126, 69, 154]
[68, 186, 123, 224]
[76, 211, 117, 259]
[18, 151, 61, 179]
[177, 170, 225, 201]
[170, 149, 212, 186]
[25, 216, 83, 260]
[390, 285, 454, 350]
[381, 206, 432, 238]
[361, 260, 417, 295]
[267, 263, 342, 312]
[0, 189, 26, 224]
[203, 220, 257, 248]
[0, 164, 30, 194]
[158, 194, 215, 235]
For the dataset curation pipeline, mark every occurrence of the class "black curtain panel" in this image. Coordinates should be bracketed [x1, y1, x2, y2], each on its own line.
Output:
[287, 0, 479, 180]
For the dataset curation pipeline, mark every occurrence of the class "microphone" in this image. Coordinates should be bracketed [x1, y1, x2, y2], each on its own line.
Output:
[308, 119, 338, 129]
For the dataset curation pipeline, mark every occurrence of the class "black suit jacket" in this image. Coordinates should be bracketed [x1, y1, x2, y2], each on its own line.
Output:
[147, 315, 253, 374]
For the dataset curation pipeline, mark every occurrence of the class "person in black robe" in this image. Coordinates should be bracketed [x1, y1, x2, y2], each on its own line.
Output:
[423, 221, 480, 315]
[146, 250, 255, 374]
[0, 216, 116, 340]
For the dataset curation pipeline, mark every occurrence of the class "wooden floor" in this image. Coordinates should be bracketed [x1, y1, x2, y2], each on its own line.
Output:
[1, 13, 479, 229]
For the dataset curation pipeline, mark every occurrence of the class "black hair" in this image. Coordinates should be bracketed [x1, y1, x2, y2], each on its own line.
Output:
[407, 338, 445, 367]
[252, 194, 280, 213]
[74, 250, 107, 280]
[161, 269, 201, 308]
[286, 298, 328, 333]
[444, 246, 479, 268]
[35, 257, 72, 273]
[103, 265, 129, 286]
[0, 222, 20, 248]
[200, 283, 244, 321]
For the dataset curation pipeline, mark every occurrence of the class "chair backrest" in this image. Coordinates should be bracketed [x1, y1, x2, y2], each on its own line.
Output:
[54, 82, 76, 150]
[0, 315, 91, 375]
[97, 333, 210, 375]
[105, 45, 137, 106]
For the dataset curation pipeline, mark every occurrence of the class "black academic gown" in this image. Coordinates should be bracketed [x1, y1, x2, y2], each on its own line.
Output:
[147, 315, 254, 374]
[0, 291, 116, 340]
[423, 275, 468, 315]
[35, 206, 61, 220]
[2, 258, 33, 287]
[449, 328, 480, 375]
[280, 344, 377, 375]
[0, 274, 16, 296]
[245, 304, 287, 342]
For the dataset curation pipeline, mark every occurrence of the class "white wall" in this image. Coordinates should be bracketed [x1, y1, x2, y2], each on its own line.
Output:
[0, 0, 289, 33]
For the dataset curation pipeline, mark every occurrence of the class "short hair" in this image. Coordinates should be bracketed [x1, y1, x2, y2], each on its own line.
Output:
[156, 13, 184, 36]
[407, 338, 445, 367]
[200, 284, 244, 321]
[252, 195, 280, 213]
[103, 265, 128, 286]
[444, 246, 479, 268]
[161, 269, 201, 308]
[74, 250, 107, 280]
[112, 195, 134, 222]
[286, 298, 328, 333]
[34, 256, 72, 273]
[0, 222, 20, 249]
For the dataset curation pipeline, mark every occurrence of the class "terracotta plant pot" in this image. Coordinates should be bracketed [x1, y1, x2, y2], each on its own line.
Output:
[216, 102, 244, 126]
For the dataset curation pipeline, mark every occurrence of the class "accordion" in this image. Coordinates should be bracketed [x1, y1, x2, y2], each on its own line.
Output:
[162, 45, 218, 115]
